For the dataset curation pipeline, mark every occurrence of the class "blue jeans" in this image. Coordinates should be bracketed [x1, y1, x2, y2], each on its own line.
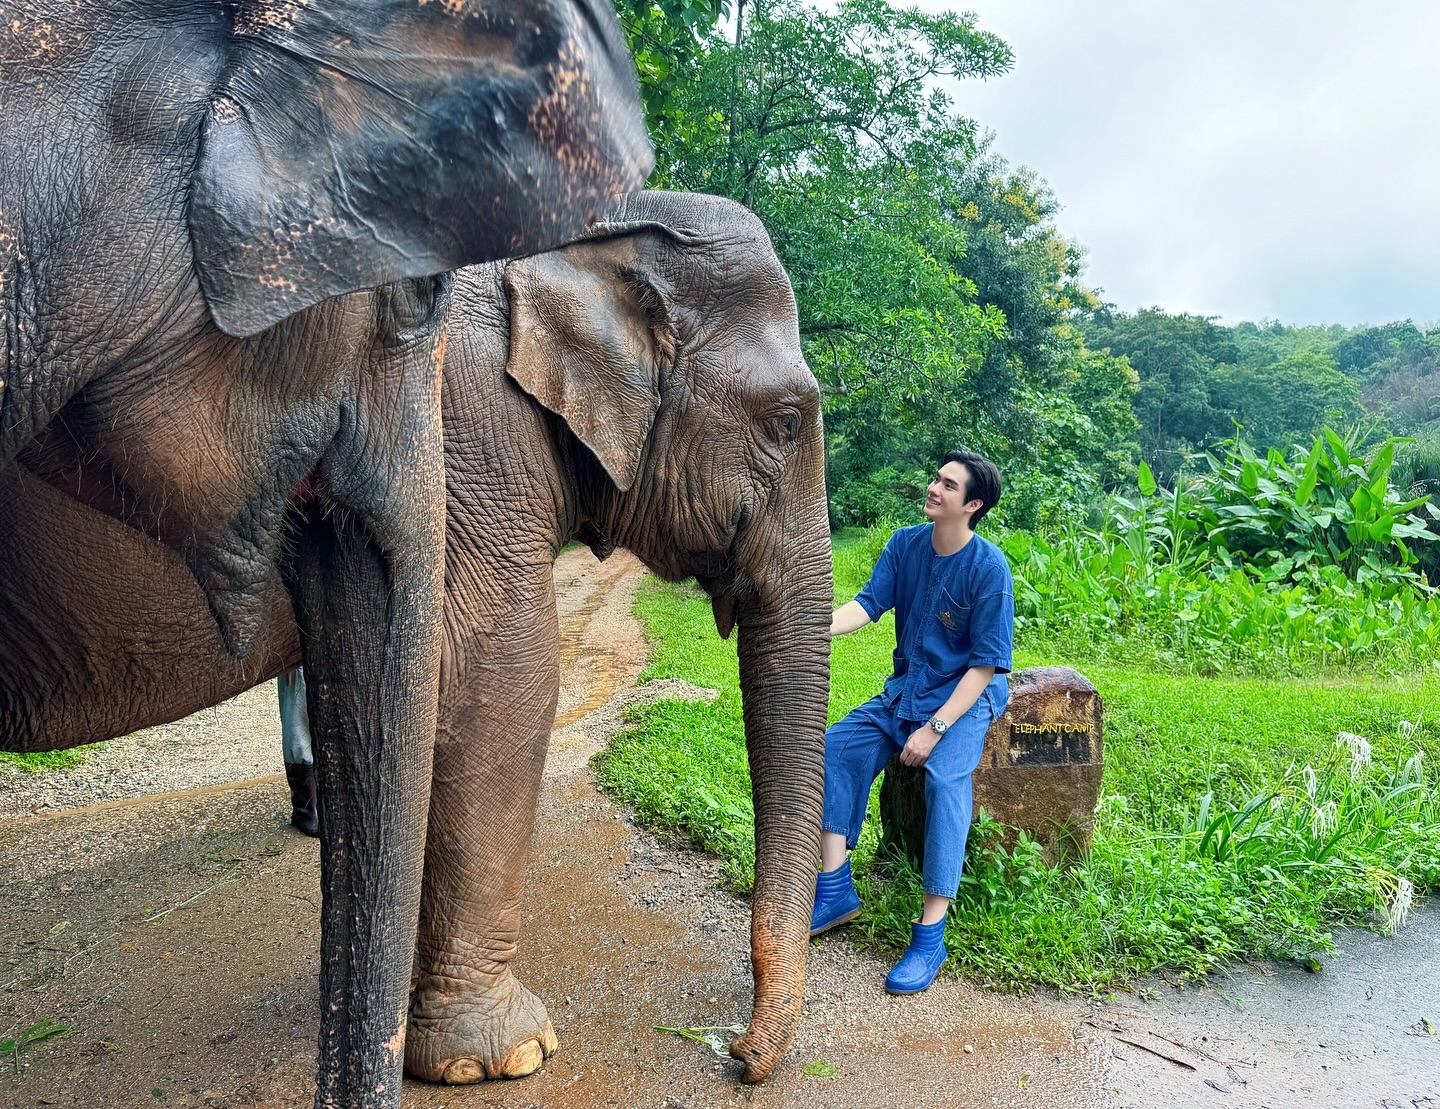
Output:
[821, 677, 1007, 898]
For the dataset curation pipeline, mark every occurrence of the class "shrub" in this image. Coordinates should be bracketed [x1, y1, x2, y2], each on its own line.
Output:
[1170, 426, 1438, 583]
[999, 426, 1440, 675]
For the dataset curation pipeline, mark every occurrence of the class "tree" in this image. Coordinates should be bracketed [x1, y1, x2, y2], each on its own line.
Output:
[1209, 351, 1362, 450]
[1082, 309, 1234, 478]
[640, 0, 1138, 526]
[615, 0, 732, 151]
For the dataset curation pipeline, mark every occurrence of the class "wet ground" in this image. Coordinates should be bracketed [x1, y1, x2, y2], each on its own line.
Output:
[2, 548, 1437, 1108]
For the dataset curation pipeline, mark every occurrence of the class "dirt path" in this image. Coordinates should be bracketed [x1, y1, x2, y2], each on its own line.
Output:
[2, 548, 1437, 1108]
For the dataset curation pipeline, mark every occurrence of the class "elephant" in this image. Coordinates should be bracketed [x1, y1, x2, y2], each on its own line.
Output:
[0, 189, 832, 1087]
[1, 1, 650, 1104]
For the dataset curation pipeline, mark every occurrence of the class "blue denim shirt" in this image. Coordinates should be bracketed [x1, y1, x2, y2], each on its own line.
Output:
[855, 524, 1014, 723]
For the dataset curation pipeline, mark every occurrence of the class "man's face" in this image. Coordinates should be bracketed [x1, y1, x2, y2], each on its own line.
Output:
[924, 461, 982, 524]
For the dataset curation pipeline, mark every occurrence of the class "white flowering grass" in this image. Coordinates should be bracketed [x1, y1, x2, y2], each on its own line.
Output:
[1337, 731, 1372, 779]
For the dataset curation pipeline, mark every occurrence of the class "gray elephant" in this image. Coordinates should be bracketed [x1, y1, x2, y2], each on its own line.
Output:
[381, 189, 832, 1084]
[2, 190, 831, 1087]
[1, 1, 650, 1103]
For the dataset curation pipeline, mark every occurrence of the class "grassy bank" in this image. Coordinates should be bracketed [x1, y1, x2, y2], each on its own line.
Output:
[0, 748, 96, 773]
[596, 530, 1440, 990]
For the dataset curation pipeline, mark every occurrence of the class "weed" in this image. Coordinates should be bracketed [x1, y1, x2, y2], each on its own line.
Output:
[997, 427, 1440, 677]
[652, 1024, 744, 1058]
[1, 1019, 69, 1073]
[0, 746, 99, 774]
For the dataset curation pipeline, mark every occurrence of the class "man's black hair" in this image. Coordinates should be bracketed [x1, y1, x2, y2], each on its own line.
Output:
[941, 450, 1002, 526]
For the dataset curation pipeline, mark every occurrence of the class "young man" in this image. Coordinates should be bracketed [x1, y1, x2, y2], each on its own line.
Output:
[812, 450, 1014, 994]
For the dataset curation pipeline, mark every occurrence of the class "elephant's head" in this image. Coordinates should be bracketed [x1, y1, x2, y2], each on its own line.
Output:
[3, 0, 652, 654]
[502, 191, 831, 1082]
[0, 0, 652, 453]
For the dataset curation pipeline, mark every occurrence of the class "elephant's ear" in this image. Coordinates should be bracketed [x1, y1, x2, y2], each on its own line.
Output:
[190, 0, 653, 339]
[502, 235, 674, 491]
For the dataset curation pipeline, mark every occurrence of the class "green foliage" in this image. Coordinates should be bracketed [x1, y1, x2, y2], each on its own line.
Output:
[1000, 427, 1440, 674]
[1, 1019, 69, 1074]
[1209, 352, 1362, 451]
[1337, 321, 1440, 431]
[599, 529, 1439, 990]
[1082, 309, 1236, 480]
[623, 0, 1438, 529]
[595, 579, 756, 890]
[614, 0, 730, 151]
[625, 0, 1137, 529]
[658, 0, 1017, 497]
[1082, 310, 1440, 483]
[0, 746, 96, 773]
[1395, 425, 1440, 580]
[855, 734, 1436, 990]
[1004, 528, 1440, 676]
[1176, 427, 1438, 581]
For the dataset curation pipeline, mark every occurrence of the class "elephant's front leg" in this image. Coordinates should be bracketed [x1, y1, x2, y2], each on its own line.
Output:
[406, 589, 562, 1084]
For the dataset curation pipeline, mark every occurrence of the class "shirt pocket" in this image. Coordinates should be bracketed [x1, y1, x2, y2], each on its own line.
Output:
[935, 587, 970, 641]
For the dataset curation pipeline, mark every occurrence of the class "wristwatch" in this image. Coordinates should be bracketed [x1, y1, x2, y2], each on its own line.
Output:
[927, 716, 950, 737]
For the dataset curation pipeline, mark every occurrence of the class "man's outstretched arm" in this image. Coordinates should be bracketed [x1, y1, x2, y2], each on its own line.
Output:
[830, 599, 873, 638]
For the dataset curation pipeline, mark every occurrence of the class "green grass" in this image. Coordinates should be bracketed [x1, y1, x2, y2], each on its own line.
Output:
[595, 529, 1440, 990]
[0, 747, 97, 773]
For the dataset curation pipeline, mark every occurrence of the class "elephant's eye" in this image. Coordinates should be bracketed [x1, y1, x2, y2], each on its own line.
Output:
[764, 409, 801, 446]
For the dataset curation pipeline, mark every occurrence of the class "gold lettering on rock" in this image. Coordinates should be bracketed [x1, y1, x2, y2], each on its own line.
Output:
[1010, 722, 1093, 735]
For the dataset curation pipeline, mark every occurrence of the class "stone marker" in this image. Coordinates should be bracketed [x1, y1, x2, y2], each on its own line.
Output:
[878, 666, 1103, 870]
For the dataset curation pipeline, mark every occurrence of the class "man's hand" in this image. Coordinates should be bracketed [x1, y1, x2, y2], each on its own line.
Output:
[899, 722, 940, 767]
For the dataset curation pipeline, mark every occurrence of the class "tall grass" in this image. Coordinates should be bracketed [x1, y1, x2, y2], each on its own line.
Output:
[1002, 427, 1440, 675]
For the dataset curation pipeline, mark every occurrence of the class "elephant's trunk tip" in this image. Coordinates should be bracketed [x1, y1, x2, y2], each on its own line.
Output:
[728, 1026, 789, 1084]
[728, 959, 804, 1083]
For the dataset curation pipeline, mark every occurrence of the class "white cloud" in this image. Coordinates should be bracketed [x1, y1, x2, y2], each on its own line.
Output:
[925, 0, 1440, 325]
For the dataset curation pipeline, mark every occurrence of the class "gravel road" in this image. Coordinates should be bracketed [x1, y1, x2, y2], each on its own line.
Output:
[0, 684, 285, 820]
[2, 547, 1436, 1109]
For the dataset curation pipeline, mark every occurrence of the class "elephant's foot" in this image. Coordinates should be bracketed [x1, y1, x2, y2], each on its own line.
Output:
[405, 973, 558, 1083]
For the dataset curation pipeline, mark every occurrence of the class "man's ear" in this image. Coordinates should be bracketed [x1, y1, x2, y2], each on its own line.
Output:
[188, 0, 652, 338]
[502, 235, 676, 491]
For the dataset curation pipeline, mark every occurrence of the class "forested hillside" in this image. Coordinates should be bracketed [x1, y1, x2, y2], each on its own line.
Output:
[1081, 312, 1440, 487]
[615, 0, 1440, 527]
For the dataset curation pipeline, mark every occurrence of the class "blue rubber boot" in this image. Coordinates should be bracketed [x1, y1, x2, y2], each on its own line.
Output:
[809, 859, 861, 936]
[884, 917, 947, 994]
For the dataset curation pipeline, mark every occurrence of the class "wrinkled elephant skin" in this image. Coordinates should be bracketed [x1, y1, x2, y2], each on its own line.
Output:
[410, 191, 831, 1085]
[0, 3, 649, 1107]
[0, 191, 830, 1090]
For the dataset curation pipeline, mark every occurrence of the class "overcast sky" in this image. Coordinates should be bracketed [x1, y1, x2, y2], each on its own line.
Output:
[928, 1, 1440, 327]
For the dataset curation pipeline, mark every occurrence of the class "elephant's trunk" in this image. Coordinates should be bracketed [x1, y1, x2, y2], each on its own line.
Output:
[727, 497, 832, 1083]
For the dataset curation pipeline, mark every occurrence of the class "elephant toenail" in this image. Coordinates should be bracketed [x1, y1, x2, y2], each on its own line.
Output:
[500, 1038, 544, 1077]
[440, 1057, 485, 1084]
